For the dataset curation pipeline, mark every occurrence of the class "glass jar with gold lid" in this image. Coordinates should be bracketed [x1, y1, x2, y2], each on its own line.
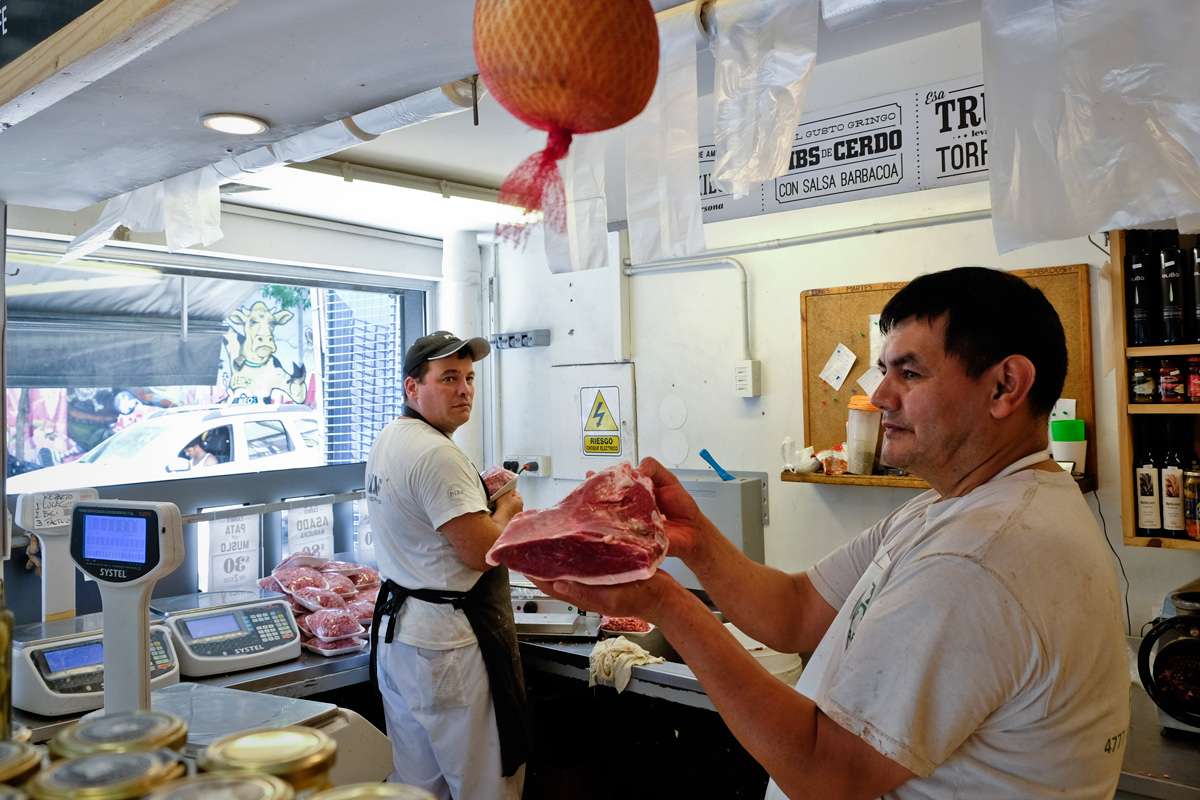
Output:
[311, 784, 437, 800]
[26, 748, 186, 800]
[198, 727, 336, 796]
[0, 740, 42, 787]
[49, 712, 187, 760]
[142, 772, 295, 800]
[0, 787, 31, 800]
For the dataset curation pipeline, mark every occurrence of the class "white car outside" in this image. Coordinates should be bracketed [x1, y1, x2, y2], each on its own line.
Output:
[5, 405, 324, 495]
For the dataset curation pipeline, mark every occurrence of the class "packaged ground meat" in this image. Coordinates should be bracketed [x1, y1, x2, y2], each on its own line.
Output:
[257, 575, 284, 593]
[355, 585, 380, 604]
[318, 560, 363, 575]
[349, 566, 381, 589]
[307, 608, 366, 641]
[482, 465, 518, 497]
[288, 597, 308, 615]
[600, 615, 652, 633]
[272, 566, 328, 595]
[292, 586, 350, 612]
[346, 599, 376, 622]
[322, 572, 358, 596]
[295, 613, 313, 635]
[303, 637, 367, 656]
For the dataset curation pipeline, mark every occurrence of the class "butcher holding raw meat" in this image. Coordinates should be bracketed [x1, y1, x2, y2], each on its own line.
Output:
[486, 462, 668, 584]
[364, 330, 532, 800]
[530, 269, 1131, 800]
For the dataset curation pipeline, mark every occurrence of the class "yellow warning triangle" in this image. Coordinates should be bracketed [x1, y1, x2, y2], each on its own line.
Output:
[584, 391, 619, 431]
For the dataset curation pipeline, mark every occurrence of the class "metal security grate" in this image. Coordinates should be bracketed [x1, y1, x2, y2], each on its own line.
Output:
[322, 289, 406, 464]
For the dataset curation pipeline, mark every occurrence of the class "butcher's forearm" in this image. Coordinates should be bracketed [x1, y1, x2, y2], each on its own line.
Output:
[685, 522, 826, 654]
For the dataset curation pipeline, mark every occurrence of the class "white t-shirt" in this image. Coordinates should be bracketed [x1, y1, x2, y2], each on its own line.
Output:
[364, 417, 490, 649]
[766, 467, 1129, 799]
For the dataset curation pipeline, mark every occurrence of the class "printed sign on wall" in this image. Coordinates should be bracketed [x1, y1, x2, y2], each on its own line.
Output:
[699, 75, 988, 224]
[202, 513, 262, 592]
[581, 386, 621, 457]
[285, 502, 335, 559]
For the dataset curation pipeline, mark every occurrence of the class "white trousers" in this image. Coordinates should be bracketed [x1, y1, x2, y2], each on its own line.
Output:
[376, 636, 524, 800]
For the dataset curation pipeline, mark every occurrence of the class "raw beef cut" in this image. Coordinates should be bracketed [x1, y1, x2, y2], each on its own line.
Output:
[482, 466, 518, 496]
[485, 462, 667, 585]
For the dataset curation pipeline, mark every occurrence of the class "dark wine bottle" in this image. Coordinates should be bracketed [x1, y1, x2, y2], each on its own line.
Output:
[1126, 249, 1156, 346]
[1134, 418, 1163, 537]
[1162, 418, 1186, 538]
[1191, 246, 1200, 344]
[1160, 247, 1186, 345]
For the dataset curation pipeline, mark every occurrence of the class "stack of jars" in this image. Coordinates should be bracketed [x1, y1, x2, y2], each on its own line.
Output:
[1129, 356, 1200, 404]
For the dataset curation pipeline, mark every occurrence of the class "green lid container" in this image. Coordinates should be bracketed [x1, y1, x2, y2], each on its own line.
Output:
[1050, 419, 1085, 442]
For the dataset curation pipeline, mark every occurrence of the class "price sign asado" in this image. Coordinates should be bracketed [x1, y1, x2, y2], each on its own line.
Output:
[287, 503, 334, 559]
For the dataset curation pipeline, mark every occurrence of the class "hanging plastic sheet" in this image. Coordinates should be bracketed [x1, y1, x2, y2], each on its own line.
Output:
[273, 120, 371, 164]
[351, 80, 475, 136]
[58, 183, 164, 263]
[163, 166, 223, 252]
[544, 132, 609, 273]
[707, 0, 820, 197]
[625, 2, 707, 264]
[211, 145, 283, 183]
[983, 0, 1200, 253]
[820, 0, 962, 32]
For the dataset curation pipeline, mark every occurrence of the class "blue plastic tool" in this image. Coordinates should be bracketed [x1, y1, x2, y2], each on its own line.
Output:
[699, 448, 736, 481]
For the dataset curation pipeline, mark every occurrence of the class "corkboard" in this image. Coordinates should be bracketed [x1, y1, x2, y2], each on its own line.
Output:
[799, 265, 1095, 478]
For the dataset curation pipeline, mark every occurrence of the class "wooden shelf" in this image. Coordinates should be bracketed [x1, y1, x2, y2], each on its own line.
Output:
[1125, 344, 1200, 358]
[779, 471, 1095, 493]
[1127, 405, 1200, 414]
[1122, 535, 1200, 551]
[780, 471, 929, 489]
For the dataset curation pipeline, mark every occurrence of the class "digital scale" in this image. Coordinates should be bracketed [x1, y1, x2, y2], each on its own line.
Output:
[150, 590, 301, 677]
[10, 613, 179, 717]
[14, 488, 100, 621]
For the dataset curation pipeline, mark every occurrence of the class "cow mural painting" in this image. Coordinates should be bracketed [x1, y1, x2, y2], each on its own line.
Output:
[222, 299, 314, 405]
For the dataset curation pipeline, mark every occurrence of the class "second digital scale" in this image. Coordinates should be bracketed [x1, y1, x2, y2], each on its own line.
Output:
[149, 590, 300, 677]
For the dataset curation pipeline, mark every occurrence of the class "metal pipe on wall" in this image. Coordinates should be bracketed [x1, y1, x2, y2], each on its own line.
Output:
[440, 230, 486, 466]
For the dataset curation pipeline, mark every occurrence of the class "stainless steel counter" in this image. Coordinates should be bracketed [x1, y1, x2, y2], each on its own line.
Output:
[12, 648, 371, 743]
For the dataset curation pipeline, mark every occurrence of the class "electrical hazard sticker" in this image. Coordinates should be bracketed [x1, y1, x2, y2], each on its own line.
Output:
[581, 386, 621, 456]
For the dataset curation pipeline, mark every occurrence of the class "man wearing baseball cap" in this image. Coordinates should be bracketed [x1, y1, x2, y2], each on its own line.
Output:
[365, 331, 531, 800]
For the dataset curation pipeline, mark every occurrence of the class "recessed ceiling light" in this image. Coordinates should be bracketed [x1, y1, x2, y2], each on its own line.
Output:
[201, 113, 269, 135]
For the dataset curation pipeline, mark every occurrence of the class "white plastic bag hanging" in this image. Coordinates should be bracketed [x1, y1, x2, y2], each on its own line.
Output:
[59, 182, 165, 263]
[544, 132, 609, 274]
[983, 0, 1200, 252]
[625, 2, 706, 264]
[820, 0, 961, 32]
[163, 166, 223, 252]
[707, 0, 819, 197]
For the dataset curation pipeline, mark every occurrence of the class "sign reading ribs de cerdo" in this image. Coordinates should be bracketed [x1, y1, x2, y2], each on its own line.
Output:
[699, 74, 988, 223]
[0, 0, 106, 70]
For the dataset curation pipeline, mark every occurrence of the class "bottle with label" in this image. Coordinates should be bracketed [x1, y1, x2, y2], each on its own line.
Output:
[1190, 246, 1200, 343]
[1185, 471, 1200, 541]
[1131, 359, 1157, 404]
[1162, 419, 1187, 538]
[1135, 418, 1163, 537]
[1189, 357, 1200, 403]
[1160, 248, 1186, 344]
[1159, 357, 1185, 403]
[1126, 249, 1157, 346]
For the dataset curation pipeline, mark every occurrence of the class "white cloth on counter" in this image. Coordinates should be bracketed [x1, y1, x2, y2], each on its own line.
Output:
[589, 636, 666, 693]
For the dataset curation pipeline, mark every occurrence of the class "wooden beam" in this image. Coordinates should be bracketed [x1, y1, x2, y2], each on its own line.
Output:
[0, 0, 243, 129]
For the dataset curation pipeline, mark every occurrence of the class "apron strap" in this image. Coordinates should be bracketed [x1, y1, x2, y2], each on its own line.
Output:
[369, 579, 469, 685]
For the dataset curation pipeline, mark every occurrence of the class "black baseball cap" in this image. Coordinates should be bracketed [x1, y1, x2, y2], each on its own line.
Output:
[403, 331, 491, 378]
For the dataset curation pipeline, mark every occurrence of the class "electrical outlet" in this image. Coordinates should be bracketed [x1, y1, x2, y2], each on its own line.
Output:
[504, 455, 551, 477]
[734, 359, 761, 397]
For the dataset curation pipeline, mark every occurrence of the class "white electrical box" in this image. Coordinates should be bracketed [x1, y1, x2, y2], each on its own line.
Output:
[734, 360, 761, 397]
[550, 363, 638, 480]
[503, 456, 552, 477]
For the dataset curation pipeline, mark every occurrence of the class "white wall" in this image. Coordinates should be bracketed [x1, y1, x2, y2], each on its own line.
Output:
[490, 19, 1200, 635]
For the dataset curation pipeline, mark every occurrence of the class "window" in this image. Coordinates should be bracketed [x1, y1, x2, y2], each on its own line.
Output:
[246, 420, 293, 459]
[4, 236, 428, 494]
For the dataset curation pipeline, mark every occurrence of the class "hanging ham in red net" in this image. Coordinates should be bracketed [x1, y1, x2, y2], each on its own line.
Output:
[474, 0, 660, 243]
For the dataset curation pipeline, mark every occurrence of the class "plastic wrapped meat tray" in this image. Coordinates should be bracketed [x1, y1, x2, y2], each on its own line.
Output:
[292, 586, 349, 612]
[307, 608, 366, 641]
[303, 637, 368, 656]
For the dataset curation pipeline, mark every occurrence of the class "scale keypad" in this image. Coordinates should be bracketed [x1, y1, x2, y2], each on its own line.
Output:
[184, 602, 297, 657]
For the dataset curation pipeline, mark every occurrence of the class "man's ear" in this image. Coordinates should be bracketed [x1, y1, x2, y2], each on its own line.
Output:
[989, 355, 1036, 419]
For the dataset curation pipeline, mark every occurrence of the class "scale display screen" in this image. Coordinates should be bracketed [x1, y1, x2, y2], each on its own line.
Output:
[185, 613, 241, 640]
[43, 642, 104, 674]
[82, 513, 148, 564]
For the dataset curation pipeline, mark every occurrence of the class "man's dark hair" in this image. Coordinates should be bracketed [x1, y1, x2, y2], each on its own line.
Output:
[878, 267, 1067, 417]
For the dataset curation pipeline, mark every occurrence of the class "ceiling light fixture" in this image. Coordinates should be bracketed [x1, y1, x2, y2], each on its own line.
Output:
[201, 113, 269, 135]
